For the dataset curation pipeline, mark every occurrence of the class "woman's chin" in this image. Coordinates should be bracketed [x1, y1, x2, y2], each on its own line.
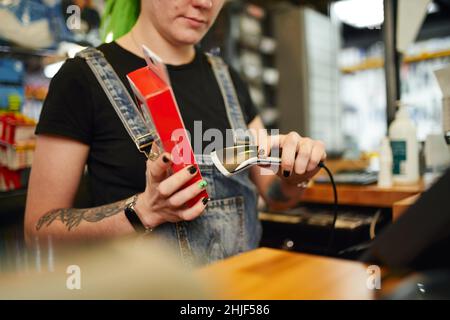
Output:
[173, 31, 206, 46]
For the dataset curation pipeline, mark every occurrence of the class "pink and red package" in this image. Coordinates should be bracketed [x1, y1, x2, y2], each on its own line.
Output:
[127, 46, 209, 207]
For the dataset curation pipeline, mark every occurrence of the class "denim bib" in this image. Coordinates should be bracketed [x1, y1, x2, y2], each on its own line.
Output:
[77, 48, 262, 265]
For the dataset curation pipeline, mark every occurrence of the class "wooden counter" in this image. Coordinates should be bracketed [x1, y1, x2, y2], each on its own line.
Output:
[392, 194, 421, 221]
[198, 248, 375, 300]
[299, 180, 425, 208]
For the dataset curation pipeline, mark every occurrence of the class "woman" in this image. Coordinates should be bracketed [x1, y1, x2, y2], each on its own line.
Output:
[24, 0, 326, 264]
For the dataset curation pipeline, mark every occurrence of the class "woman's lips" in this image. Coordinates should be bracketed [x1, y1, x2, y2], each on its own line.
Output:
[182, 16, 207, 28]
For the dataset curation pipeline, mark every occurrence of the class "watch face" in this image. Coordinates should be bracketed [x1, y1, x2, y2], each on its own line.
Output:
[125, 195, 138, 210]
[125, 197, 134, 207]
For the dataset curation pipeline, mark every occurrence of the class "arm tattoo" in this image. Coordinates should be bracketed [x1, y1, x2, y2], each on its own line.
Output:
[266, 180, 291, 202]
[36, 199, 127, 231]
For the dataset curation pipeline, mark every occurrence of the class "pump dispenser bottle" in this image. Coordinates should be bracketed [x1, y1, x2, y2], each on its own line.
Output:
[388, 102, 420, 184]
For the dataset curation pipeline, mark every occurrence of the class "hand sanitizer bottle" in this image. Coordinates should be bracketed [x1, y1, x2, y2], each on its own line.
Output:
[389, 102, 420, 184]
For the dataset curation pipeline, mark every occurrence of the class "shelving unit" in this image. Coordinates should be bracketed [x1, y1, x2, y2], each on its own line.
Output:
[0, 44, 64, 59]
[0, 46, 50, 227]
[274, 5, 342, 152]
[341, 48, 450, 73]
[202, 2, 279, 129]
[237, 5, 279, 128]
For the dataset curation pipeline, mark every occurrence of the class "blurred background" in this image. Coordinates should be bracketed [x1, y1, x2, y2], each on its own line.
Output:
[1, 0, 450, 271]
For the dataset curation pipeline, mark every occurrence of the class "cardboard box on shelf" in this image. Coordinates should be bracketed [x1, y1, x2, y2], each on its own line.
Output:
[0, 113, 36, 145]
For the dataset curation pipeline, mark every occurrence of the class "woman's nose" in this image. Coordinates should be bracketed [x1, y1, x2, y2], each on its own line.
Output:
[191, 0, 213, 10]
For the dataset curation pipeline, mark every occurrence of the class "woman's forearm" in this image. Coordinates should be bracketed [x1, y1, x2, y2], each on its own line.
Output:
[25, 198, 135, 244]
[265, 178, 306, 211]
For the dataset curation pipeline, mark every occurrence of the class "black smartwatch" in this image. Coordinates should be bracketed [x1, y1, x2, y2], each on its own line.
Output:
[124, 194, 152, 233]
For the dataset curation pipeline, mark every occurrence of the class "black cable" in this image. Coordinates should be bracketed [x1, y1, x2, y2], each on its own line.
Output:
[318, 162, 338, 255]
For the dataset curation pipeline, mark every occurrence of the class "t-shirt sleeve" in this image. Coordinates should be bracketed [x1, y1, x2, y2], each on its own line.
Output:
[229, 67, 259, 125]
[35, 57, 94, 145]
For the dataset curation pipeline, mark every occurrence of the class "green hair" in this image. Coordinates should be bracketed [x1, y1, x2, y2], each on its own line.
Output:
[100, 0, 141, 42]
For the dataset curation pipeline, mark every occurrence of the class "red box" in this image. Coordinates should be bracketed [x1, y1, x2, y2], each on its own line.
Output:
[127, 50, 208, 207]
[0, 166, 23, 191]
[0, 113, 35, 145]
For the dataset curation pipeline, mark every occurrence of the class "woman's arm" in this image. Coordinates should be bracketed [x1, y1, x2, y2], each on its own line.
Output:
[24, 134, 209, 245]
[24, 134, 135, 244]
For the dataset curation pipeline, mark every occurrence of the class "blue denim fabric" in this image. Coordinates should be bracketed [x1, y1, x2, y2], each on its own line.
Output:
[154, 155, 262, 265]
[207, 53, 254, 146]
[76, 48, 155, 154]
[78, 48, 262, 265]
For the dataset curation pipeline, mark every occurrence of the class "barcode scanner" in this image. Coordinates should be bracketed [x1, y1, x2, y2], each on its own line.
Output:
[211, 145, 338, 255]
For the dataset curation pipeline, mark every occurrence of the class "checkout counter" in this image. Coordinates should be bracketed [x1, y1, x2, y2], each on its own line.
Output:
[197, 175, 440, 300]
[196, 160, 439, 300]
[197, 165, 450, 300]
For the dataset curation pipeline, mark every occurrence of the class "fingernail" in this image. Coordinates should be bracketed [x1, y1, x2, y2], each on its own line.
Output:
[283, 170, 291, 178]
[198, 180, 208, 189]
[188, 165, 197, 175]
[202, 197, 210, 206]
[162, 155, 170, 163]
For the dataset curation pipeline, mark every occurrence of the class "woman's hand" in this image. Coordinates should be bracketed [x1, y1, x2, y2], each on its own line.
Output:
[134, 152, 209, 229]
[265, 132, 327, 185]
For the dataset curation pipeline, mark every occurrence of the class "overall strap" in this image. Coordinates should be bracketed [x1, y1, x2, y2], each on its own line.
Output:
[206, 53, 255, 146]
[76, 47, 156, 157]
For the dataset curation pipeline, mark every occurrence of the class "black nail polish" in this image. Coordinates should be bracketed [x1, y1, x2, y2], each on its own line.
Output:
[188, 165, 197, 175]
[283, 170, 291, 178]
[162, 155, 170, 163]
[202, 197, 210, 206]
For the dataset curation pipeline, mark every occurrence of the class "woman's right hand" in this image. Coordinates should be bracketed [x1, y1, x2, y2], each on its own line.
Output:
[133, 152, 209, 229]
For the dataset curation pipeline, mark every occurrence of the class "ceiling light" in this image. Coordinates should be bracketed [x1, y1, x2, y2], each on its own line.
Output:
[333, 0, 384, 29]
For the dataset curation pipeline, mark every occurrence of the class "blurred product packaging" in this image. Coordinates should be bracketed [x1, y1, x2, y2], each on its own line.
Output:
[0, 0, 82, 49]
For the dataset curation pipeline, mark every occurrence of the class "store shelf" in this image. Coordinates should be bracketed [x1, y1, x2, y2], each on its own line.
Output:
[0, 187, 27, 200]
[340, 57, 384, 73]
[0, 140, 36, 150]
[404, 49, 450, 63]
[0, 45, 64, 60]
[340, 49, 450, 73]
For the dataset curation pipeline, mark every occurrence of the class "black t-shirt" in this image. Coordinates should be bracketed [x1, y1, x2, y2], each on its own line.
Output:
[35, 42, 258, 206]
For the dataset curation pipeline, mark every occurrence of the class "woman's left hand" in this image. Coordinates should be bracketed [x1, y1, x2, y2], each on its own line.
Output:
[265, 132, 327, 185]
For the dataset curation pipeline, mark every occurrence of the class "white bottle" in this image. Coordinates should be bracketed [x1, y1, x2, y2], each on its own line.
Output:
[388, 103, 420, 184]
[378, 136, 393, 188]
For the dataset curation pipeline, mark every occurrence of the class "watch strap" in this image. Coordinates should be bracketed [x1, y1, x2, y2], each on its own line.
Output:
[124, 194, 148, 233]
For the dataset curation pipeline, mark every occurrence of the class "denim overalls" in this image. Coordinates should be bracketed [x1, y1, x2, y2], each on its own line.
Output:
[77, 48, 262, 265]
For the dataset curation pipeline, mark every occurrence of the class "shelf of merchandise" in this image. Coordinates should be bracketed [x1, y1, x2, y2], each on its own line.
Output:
[340, 49, 450, 74]
[0, 44, 65, 60]
[0, 139, 35, 150]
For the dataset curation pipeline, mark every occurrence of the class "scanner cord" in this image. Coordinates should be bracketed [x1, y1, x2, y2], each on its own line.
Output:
[318, 162, 338, 255]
